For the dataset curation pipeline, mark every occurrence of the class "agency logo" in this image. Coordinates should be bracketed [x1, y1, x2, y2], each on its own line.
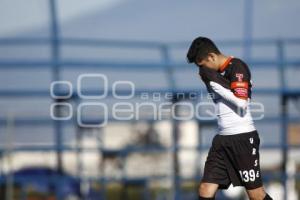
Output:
[50, 73, 265, 128]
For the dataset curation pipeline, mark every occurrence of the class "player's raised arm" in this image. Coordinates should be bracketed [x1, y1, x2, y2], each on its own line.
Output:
[198, 67, 230, 89]
[198, 66, 248, 110]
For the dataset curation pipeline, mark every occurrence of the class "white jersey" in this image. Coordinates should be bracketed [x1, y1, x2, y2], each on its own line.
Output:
[210, 88, 256, 135]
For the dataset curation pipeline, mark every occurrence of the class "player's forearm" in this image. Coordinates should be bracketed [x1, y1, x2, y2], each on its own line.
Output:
[209, 81, 248, 110]
[199, 67, 230, 89]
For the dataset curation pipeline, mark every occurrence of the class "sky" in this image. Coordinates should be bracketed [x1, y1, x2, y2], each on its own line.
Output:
[0, 0, 124, 37]
[1, 0, 300, 40]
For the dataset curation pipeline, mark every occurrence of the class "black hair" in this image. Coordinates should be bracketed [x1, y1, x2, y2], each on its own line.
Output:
[186, 37, 221, 63]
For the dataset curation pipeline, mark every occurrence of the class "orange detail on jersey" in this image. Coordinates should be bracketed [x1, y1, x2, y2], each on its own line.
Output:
[233, 87, 248, 99]
[219, 56, 234, 72]
[231, 81, 249, 89]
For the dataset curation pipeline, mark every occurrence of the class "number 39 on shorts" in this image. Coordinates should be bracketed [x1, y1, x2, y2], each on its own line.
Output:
[239, 170, 260, 182]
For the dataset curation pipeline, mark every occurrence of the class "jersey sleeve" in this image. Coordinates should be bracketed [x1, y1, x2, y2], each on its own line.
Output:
[199, 67, 230, 89]
[229, 63, 251, 99]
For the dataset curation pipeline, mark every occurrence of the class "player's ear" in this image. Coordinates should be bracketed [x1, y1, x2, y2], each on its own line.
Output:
[207, 53, 217, 62]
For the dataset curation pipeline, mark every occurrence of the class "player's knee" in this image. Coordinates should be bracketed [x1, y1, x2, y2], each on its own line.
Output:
[247, 187, 272, 200]
[198, 182, 217, 198]
[198, 182, 210, 195]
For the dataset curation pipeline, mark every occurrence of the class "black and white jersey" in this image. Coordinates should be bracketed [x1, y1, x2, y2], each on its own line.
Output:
[201, 56, 256, 135]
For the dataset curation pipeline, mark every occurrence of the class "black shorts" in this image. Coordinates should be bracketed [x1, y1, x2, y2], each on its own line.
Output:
[202, 130, 263, 190]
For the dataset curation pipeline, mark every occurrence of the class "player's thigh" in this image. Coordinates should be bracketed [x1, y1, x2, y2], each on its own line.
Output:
[198, 182, 219, 197]
[246, 186, 266, 200]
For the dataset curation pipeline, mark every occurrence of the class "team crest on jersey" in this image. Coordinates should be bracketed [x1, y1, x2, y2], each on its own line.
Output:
[235, 73, 244, 82]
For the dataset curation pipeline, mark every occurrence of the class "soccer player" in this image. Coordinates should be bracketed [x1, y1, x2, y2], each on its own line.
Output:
[186, 37, 273, 200]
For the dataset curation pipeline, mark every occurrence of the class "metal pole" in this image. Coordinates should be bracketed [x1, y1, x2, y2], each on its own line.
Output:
[278, 40, 288, 200]
[196, 121, 202, 181]
[49, 0, 63, 199]
[161, 45, 180, 200]
[243, 0, 253, 60]
[75, 125, 84, 198]
[5, 112, 14, 200]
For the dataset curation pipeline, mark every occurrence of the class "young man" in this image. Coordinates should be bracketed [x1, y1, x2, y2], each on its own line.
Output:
[186, 37, 273, 200]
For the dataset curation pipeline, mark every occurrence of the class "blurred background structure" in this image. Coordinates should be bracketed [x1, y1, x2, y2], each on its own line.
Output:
[0, 0, 300, 199]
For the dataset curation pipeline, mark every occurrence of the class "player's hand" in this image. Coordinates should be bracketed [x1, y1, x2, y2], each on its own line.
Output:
[198, 67, 210, 85]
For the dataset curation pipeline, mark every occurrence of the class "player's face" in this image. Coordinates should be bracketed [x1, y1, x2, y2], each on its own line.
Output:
[196, 53, 219, 70]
